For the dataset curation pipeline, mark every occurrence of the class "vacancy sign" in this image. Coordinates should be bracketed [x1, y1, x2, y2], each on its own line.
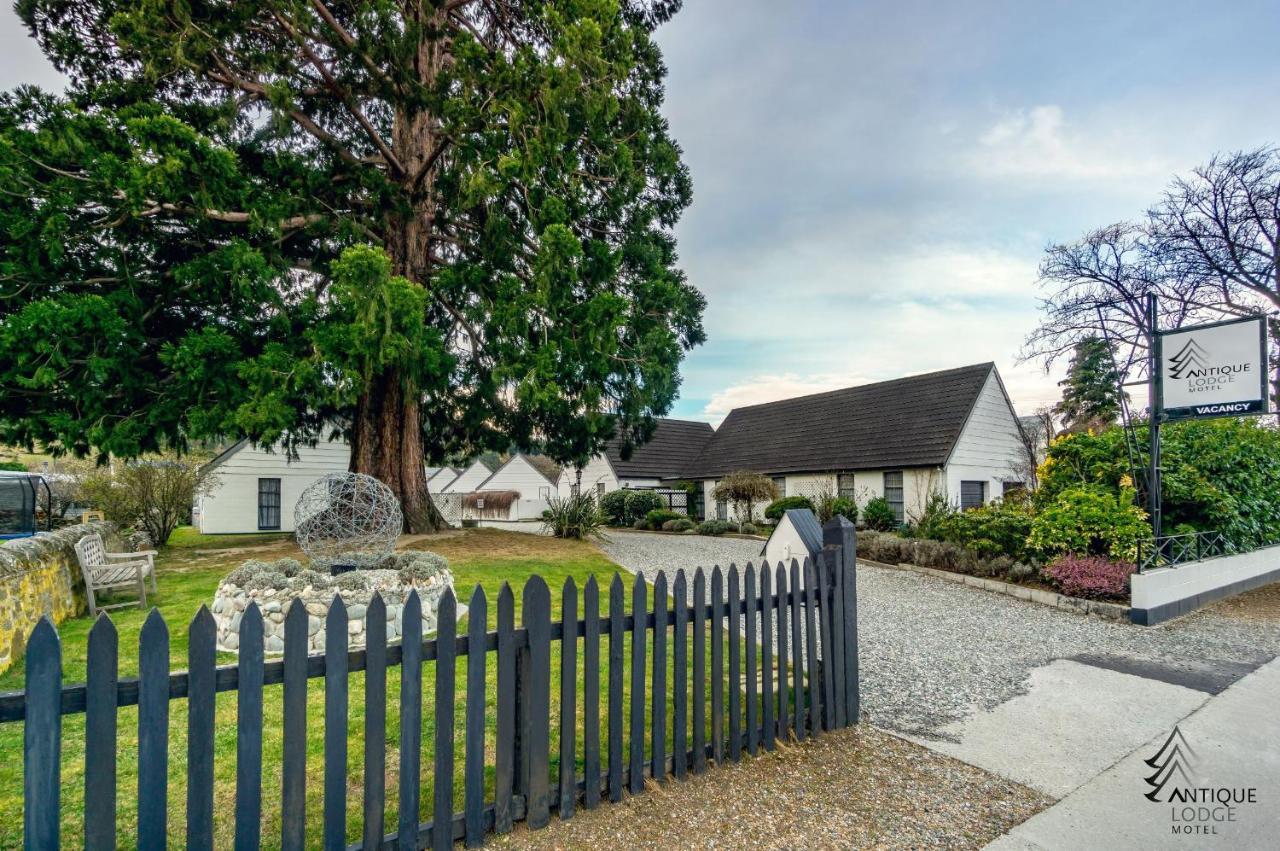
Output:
[1158, 316, 1270, 421]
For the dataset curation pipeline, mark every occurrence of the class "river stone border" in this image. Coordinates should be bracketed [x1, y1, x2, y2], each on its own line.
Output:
[211, 568, 459, 654]
[861, 558, 1130, 622]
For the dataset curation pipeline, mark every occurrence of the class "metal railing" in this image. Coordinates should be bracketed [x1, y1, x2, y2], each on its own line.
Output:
[1137, 530, 1238, 573]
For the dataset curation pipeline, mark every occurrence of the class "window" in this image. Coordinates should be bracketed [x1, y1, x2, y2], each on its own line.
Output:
[837, 473, 856, 500]
[772, 475, 786, 496]
[257, 478, 282, 530]
[596, 482, 606, 499]
[960, 480, 987, 511]
[1002, 481, 1025, 498]
[882, 471, 904, 524]
[538, 486, 551, 500]
[714, 481, 728, 521]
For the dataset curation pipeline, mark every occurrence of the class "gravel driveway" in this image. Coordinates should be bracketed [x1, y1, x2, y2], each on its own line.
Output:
[596, 531, 1280, 739]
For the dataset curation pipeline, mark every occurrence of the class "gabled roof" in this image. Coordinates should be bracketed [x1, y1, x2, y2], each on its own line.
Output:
[605, 418, 714, 480]
[475, 453, 557, 491]
[685, 363, 998, 478]
[760, 508, 824, 559]
[201, 438, 249, 473]
[441, 459, 493, 492]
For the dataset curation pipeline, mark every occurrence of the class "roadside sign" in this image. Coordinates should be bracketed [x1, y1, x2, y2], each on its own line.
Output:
[1157, 316, 1270, 421]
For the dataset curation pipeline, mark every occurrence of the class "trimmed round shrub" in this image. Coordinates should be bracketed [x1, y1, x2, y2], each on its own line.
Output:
[868, 534, 909, 564]
[667, 518, 696, 533]
[1007, 561, 1036, 583]
[855, 530, 882, 559]
[1028, 485, 1148, 561]
[333, 571, 371, 591]
[764, 495, 815, 521]
[633, 518, 649, 530]
[624, 490, 666, 522]
[697, 519, 735, 536]
[937, 496, 1034, 561]
[274, 557, 303, 578]
[862, 497, 897, 531]
[1043, 554, 1134, 599]
[646, 509, 683, 530]
[397, 550, 449, 582]
[738, 522, 759, 536]
[600, 489, 630, 526]
[827, 496, 857, 524]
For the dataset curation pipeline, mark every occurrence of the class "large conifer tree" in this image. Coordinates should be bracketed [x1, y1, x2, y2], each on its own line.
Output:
[0, 0, 704, 530]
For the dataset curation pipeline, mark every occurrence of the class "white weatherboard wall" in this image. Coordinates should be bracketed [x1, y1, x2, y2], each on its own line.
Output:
[441, 460, 492, 494]
[1130, 546, 1280, 624]
[557, 454, 619, 498]
[428, 467, 459, 492]
[475, 454, 556, 520]
[199, 439, 349, 534]
[943, 370, 1026, 504]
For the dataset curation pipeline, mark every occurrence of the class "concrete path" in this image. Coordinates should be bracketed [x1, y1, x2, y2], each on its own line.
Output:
[921, 659, 1209, 798]
[986, 656, 1280, 849]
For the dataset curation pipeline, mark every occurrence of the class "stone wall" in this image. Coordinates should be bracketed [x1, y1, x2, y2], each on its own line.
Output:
[0, 522, 121, 673]
[211, 568, 457, 654]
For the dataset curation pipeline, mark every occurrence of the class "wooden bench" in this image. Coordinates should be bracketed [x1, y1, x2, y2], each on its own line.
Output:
[74, 533, 157, 617]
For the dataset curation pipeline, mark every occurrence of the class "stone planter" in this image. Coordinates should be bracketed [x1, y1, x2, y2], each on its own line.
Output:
[211, 568, 460, 654]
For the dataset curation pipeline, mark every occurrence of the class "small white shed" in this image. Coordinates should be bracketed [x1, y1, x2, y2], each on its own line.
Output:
[761, 509, 824, 590]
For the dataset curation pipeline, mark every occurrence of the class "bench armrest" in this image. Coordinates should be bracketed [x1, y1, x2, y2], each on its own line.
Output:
[105, 550, 157, 559]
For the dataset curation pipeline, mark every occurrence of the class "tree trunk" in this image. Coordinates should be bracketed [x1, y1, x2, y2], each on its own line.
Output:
[349, 368, 443, 533]
[348, 4, 451, 534]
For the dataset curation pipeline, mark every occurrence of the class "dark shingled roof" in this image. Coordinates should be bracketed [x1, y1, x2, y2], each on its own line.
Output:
[605, 418, 714, 480]
[685, 363, 997, 479]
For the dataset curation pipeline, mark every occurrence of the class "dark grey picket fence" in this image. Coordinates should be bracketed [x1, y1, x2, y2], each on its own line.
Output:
[4, 520, 858, 849]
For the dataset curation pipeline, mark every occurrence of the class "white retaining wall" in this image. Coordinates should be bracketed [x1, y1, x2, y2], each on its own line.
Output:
[1130, 545, 1280, 624]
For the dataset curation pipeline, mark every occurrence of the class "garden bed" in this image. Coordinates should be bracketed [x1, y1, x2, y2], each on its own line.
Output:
[859, 556, 1130, 621]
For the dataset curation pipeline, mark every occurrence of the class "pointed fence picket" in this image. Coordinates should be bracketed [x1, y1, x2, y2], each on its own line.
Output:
[2, 521, 859, 849]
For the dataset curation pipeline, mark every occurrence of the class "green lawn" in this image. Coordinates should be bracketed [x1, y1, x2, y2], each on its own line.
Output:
[0, 527, 775, 848]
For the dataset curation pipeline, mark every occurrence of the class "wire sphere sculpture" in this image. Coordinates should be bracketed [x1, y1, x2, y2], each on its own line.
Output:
[295, 472, 403, 568]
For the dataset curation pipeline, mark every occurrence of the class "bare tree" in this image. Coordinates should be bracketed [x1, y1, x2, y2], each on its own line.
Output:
[1152, 148, 1280, 316]
[81, 456, 219, 545]
[1023, 147, 1280, 400]
[1152, 148, 1280, 397]
[1009, 407, 1056, 489]
[1021, 223, 1204, 384]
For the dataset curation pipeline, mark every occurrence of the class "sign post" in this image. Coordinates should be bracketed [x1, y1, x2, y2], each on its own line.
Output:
[1147, 294, 1162, 540]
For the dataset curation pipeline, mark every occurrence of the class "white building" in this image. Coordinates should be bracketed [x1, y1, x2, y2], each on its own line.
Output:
[465, 454, 558, 521]
[198, 444, 475, 534]
[427, 466, 461, 492]
[556, 418, 714, 499]
[197, 438, 350, 534]
[685, 363, 1029, 524]
[440, 459, 493, 494]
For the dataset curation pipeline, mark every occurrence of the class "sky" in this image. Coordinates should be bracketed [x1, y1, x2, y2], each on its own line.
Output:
[4, 1, 1280, 423]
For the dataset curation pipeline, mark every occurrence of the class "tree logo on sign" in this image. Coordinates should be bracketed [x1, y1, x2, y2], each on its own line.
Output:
[1167, 338, 1210, 380]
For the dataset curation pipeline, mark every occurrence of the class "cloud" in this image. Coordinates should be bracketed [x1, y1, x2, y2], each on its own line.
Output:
[699, 372, 878, 423]
[971, 104, 1172, 182]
